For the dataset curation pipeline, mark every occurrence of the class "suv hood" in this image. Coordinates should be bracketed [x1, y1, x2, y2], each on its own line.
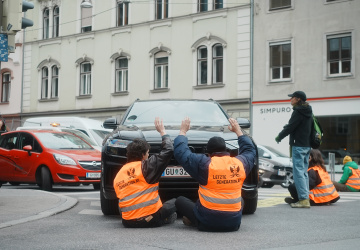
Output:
[112, 125, 239, 143]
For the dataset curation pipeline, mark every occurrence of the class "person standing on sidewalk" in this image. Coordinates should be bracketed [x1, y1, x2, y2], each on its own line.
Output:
[275, 91, 313, 208]
[332, 156, 360, 192]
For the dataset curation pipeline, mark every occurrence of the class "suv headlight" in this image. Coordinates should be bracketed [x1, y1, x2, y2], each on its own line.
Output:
[53, 153, 77, 165]
[259, 159, 274, 171]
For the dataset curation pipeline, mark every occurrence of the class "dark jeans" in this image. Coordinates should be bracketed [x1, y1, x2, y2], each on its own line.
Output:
[288, 183, 340, 206]
[175, 196, 198, 227]
[332, 181, 352, 192]
[122, 198, 176, 228]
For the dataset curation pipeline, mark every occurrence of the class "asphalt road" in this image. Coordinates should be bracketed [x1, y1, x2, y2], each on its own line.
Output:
[0, 184, 359, 249]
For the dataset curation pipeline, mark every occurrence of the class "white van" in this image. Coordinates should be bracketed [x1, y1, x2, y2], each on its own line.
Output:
[22, 117, 112, 150]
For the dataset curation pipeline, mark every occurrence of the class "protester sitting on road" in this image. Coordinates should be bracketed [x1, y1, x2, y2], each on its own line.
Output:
[113, 117, 176, 228]
[173, 117, 256, 232]
[332, 156, 360, 192]
[285, 149, 340, 206]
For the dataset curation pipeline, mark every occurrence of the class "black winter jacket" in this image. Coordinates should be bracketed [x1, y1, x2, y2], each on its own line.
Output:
[278, 103, 313, 147]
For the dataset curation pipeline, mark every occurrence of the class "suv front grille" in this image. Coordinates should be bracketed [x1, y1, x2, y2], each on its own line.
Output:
[78, 161, 101, 171]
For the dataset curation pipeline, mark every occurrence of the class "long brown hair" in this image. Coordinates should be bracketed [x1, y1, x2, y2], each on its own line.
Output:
[309, 149, 326, 171]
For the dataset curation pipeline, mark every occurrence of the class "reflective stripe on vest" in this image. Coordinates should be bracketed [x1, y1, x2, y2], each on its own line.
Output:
[308, 166, 339, 203]
[199, 155, 246, 212]
[346, 167, 360, 190]
[113, 161, 162, 220]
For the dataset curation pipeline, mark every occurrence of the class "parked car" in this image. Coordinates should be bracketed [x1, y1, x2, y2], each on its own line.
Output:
[16, 126, 101, 151]
[100, 99, 259, 216]
[0, 130, 101, 190]
[22, 117, 112, 150]
[258, 158, 287, 188]
[258, 145, 293, 188]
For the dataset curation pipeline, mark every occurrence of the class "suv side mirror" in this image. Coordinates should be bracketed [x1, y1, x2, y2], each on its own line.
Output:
[262, 152, 271, 159]
[236, 118, 251, 129]
[103, 118, 119, 130]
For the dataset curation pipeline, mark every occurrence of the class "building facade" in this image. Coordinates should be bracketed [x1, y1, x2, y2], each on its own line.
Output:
[21, 0, 252, 124]
[252, 0, 360, 164]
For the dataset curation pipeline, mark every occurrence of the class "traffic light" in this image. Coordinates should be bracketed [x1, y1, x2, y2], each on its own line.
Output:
[2, 0, 34, 32]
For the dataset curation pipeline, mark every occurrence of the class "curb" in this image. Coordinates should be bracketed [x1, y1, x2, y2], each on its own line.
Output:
[0, 191, 78, 229]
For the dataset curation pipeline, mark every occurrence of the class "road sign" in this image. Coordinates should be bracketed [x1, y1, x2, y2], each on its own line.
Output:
[0, 33, 8, 62]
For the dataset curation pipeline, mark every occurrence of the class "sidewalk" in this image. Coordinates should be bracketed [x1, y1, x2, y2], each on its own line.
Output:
[0, 188, 77, 229]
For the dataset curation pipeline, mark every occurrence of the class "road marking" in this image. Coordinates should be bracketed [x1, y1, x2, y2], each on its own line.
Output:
[79, 209, 103, 215]
[91, 201, 100, 207]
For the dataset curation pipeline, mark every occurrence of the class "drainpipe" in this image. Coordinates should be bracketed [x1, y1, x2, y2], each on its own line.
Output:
[250, 0, 254, 136]
[21, 15, 26, 118]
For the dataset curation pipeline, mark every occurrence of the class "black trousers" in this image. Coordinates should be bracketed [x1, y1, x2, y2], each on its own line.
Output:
[175, 196, 198, 226]
[122, 198, 176, 228]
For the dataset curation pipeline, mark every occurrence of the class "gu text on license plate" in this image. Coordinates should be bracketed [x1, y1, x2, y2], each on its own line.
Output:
[162, 166, 190, 177]
[86, 172, 101, 178]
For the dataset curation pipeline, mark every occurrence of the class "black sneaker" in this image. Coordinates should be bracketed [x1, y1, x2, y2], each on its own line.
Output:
[182, 216, 192, 226]
[284, 197, 296, 204]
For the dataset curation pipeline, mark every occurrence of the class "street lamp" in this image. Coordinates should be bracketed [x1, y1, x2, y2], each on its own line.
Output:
[80, 0, 93, 8]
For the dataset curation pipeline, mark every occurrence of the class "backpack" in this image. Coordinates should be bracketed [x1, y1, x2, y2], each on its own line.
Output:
[310, 114, 323, 149]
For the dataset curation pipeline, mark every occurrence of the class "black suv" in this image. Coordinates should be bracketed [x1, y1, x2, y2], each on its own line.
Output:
[100, 99, 259, 215]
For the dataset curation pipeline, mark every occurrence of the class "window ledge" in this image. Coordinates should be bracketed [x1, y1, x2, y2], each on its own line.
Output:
[193, 84, 225, 89]
[193, 11, 227, 23]
[0, 102, 9, 105]
[112, 91, 129, 96]
[268, 80, 293, 85]
[325, 74, 354, 80]
[150, 88, 170, 93]
[150, 20, 172, 30]
[39, 39, 62, 48]
[76, 34, 95, 42]
[38, 98, 59, 102]
[76, 95, 92, 99]
[112, 28, 131, 36]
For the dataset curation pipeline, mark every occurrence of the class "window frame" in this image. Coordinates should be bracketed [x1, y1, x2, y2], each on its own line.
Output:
[154, 52, 169, 89]
[197, 46, 208, 85]
[269, 0, 292, 11]
[213, 0, 224, 10]
[51, 66, 59, 98]
[43, 8, 50, 39]
[326, 33, 352, 77]
[269, 40, 292, 83]
[155, 0, 169, 20]
[117, 1, 129, 26]
[41, 67, 49, 99]
[212, 44, 223, 84]
[115, 57, 129, 92]
[81, 0, 93, 33]
[53, 6, 59, 38]
[80, 62, 92, 95]
[1, 72, 11, 103]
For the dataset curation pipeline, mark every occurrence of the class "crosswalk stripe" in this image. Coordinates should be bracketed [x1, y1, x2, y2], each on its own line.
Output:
[79, 209, 103, 215]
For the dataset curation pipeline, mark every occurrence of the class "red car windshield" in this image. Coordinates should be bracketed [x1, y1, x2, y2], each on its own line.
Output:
[35, 132, 93, 150]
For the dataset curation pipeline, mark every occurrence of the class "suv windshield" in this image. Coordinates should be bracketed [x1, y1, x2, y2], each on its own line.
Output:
[35, 132, 93, 150]
[123, 100, 229, 126]
[263, 145, 288, 157]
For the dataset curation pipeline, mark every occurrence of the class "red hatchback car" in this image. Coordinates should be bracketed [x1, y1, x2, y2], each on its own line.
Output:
[0, 130, 101, 190]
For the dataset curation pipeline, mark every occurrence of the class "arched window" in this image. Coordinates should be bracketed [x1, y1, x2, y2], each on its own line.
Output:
[51, 66, 59, 98]
[41, 67, 49, 99]
[43, 8, 50, 39]
[115, 57, 128, 92]
[53, 6, 60, 37]
[212, 44, 223, 83]
[154, 52, 168, 89]
[80, 62, 92, 95]
[1, 72, 11, 102]
[197, 46, 208, 84]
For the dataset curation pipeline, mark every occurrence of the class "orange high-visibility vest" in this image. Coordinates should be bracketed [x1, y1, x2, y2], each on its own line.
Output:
[198, 156, 246, 212]
[346, 167, 360, 190]
[113, 161, 162, 220]
[308, 166, 339, 203]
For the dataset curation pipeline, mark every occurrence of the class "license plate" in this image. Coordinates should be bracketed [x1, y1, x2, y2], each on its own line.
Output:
[86, 172, 101, 179]
[162, 166, 190, 177]
[278, 169, 286, 176]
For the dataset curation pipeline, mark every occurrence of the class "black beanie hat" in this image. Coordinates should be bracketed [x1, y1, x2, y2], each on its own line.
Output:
[207, 136, 226, 154]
